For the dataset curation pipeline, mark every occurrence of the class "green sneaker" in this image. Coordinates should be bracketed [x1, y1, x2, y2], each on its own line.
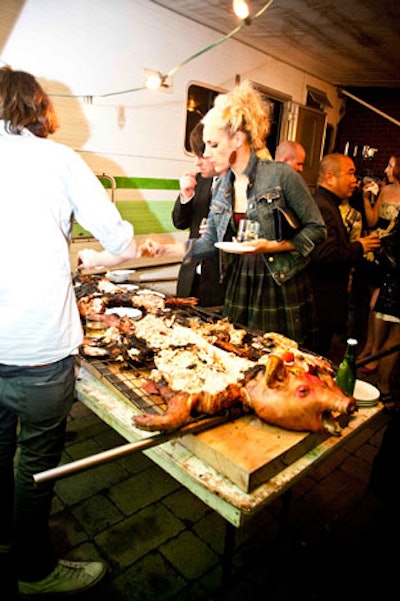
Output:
[18, 559, 106, 596]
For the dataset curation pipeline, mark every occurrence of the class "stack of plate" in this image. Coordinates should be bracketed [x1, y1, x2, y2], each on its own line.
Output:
[104, 307, 142, 320]
[106, 269, 136, 283]
[353, 379, 380, 408]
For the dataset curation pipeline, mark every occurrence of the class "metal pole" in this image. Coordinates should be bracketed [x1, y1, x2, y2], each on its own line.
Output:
[355, 343, 400, 368]
[34, 344, 400, 484]
[33, 412, 236, 484]
[340, 89, 400, 128]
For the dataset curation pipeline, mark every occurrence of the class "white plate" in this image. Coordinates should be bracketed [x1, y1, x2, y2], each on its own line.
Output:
[215, 241, 255, 254]
[356, 401, 379, 408]
[106, 269, 136, 283]
[135, 289, 165, 297]
[354, 379, 380, 406]
[118, 283, 139, 291]
[104, 307, 142, 319]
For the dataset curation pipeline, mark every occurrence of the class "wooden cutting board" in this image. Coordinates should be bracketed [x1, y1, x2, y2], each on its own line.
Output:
[77, 354, 326, 494]
[181, 414, 326, 493]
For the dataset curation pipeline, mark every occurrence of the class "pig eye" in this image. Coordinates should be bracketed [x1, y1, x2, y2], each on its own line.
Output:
[298, 385, 310, 397]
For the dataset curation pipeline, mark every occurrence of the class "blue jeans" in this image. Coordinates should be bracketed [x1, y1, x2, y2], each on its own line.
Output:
[0, 356, 75, 582]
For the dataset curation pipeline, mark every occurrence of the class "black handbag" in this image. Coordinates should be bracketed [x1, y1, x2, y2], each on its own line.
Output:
[375, 234, 400, 273]
[374, 278, 400, 319]
[372, 213, 400, 274]
[272, 206, 300, 241]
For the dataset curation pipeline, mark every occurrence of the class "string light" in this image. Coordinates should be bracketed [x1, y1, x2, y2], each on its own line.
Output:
[233, 0, 250, 20]
[152, 0, 274, 86]
[46, 0, 275, 101]
[145, 72, 163, 90]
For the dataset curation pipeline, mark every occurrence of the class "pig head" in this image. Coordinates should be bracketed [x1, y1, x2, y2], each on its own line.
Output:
[243, 355, 357, 435]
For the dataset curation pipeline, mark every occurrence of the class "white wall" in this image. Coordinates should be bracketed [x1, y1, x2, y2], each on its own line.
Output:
[1, 0, 343, 182]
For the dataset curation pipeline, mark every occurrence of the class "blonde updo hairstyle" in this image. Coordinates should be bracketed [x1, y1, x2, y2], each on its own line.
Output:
[203, 80, 271, 151]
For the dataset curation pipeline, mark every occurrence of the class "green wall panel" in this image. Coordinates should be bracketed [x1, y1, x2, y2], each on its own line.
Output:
[118, 200, 176, 235]
[98, 176, 179, 190]
[72, 177, 182, 238]
[72, 200, 179, 238]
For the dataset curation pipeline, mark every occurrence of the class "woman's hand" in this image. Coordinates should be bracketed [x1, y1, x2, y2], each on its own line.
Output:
[363, 180, 380, 197]
[138, 238, 186, 258]
[245, 238, 294, 253]
[138, 238, 164, 257]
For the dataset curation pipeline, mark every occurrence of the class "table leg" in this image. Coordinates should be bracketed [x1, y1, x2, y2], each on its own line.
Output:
[279, 488, 293, 537]
[222, 521, 236, 585]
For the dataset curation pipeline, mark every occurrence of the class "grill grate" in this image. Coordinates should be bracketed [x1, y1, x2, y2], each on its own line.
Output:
[77, 355, 166, 415]
[77, 302, 229, 417]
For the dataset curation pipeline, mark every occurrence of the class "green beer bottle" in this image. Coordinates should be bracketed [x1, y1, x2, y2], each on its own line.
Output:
[335, 338, 357, 396]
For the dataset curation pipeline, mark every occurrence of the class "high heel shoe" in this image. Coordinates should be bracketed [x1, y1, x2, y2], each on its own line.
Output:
[381, 392, 400, 414]
[361, 363, 378, 374]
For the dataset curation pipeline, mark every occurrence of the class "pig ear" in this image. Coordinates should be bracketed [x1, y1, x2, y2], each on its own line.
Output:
[265, 355, 287, 388]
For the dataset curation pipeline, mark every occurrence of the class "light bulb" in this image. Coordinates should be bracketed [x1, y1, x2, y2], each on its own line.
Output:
[145, 72, 163, 90]
[233, 0, 249, 19]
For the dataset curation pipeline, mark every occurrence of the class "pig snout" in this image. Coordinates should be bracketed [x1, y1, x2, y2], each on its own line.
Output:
[244, 356, 357, 434]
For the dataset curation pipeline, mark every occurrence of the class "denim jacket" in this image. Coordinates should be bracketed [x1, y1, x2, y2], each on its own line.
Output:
[184, 151, 326, 286]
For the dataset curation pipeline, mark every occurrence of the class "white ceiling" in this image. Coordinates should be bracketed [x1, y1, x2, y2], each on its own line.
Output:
[150, 0, 400, 87]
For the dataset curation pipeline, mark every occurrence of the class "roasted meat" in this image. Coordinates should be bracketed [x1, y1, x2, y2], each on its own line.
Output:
[243, 355, 357, 435]
[75, 277, 357, 436]
[134, 380, 246, 431]
[132, 349, 356, 435]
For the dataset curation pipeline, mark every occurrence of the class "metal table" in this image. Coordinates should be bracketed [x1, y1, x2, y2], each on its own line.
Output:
[73, 364, 383, 581]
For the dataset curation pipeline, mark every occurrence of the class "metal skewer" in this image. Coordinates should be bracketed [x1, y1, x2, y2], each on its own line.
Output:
[34, 411, 239, 484]
[355, 342, 400, 368]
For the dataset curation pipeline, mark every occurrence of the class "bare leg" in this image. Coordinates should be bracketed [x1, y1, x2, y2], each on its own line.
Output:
[378, 322, 400, 397]
[373, 317, 391, 354]
[360, 307, 390, 371]
[357, 310, 376, 359]
[358, 288, 380, 365]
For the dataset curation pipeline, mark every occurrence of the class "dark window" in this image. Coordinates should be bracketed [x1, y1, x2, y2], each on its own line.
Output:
[263, 96, 283, 158]
[306, 86, 333, 110]
[324, 123, 335, 155]
[185, 84, 221, 152]
[253, 83, 290, 158]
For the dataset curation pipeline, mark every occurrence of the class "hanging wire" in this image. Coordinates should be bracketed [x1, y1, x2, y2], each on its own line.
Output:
[48, 0, 274, 101]
[50, 87, 146, 99]
[164, 0, 274, 79]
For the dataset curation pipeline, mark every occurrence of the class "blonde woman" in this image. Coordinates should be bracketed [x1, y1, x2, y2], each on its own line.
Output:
[140, 81, 326, 348]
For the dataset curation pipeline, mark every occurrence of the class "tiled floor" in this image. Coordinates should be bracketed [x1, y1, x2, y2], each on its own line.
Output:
[43, 363, 399, 601]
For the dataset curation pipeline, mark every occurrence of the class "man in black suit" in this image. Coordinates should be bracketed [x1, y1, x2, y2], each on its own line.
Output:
[309, 153, 381, 357]
[172, 123, 225, 307]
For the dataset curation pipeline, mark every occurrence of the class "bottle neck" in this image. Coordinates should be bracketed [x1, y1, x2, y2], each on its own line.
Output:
[343, 339, 357, 361]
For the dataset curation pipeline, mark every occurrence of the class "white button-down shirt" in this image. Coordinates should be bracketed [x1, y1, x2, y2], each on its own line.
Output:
[0, 121, 133, 365]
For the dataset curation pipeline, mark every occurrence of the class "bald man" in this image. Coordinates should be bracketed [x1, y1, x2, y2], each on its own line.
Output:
[309, 153, 381, 357]
[275, 141, 306, 173]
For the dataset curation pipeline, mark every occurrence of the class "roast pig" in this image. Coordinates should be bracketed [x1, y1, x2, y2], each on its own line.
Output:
[243, 355, 357, 435]
[133, 354, 357, 435]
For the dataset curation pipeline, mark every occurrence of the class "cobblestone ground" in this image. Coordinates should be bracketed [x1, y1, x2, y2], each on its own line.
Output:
[42, 358, 400, 601]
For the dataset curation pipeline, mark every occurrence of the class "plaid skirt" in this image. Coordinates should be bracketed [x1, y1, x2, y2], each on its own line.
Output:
[223, 254, 317, 350]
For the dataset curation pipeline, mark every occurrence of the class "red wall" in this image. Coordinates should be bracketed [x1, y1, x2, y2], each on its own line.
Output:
[336, 87, 400, 180]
